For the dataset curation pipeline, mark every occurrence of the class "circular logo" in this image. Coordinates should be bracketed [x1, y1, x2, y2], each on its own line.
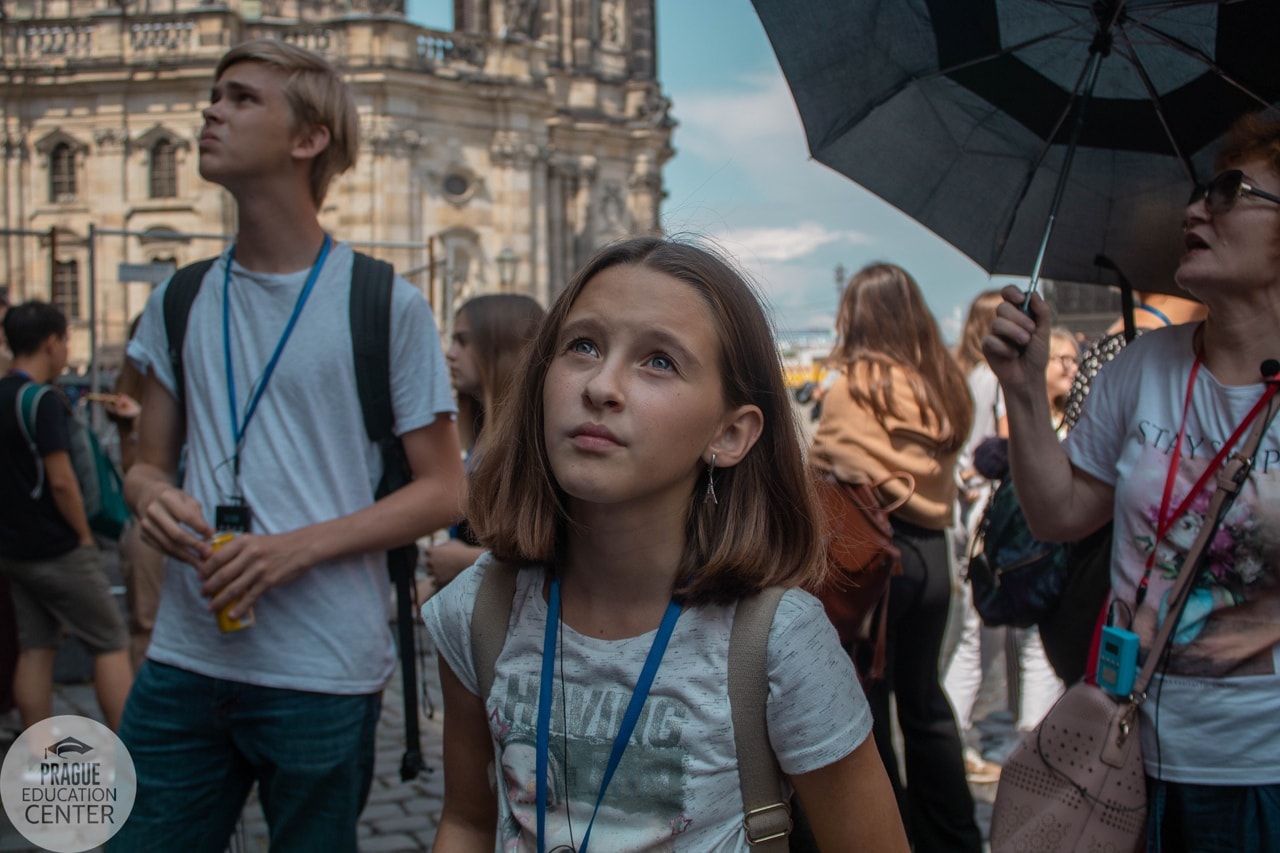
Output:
[1, 715, 136, 852]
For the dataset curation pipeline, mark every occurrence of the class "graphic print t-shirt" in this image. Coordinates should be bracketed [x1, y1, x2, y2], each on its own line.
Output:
[423, 556, 872, 851]
[1065, 324, 1280, 783]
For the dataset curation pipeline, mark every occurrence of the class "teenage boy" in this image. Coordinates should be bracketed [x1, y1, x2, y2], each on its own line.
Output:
[113, 40, 464, 851]
[0, 301, 133, 730]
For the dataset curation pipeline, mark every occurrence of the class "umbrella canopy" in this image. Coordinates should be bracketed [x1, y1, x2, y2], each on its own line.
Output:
[750, 0, 1280, 294]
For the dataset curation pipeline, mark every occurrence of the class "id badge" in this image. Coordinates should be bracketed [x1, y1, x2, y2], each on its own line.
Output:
[215, 501, 253, 533]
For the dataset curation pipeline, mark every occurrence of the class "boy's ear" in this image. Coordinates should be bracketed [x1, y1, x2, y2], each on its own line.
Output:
[291, 123, 331, 163]
[704, 404, 764, 469]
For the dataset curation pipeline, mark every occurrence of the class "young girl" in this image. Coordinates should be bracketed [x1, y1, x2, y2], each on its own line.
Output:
[424, 294, 544, 590]
[423, 237, 907, 851]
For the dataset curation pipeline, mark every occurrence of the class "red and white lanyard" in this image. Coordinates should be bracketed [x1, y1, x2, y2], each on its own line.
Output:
[1134, 353, 1280, 608]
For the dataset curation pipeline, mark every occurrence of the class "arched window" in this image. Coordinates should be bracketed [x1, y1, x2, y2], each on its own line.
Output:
[50, 143, 76, 201]
[53, 260, 80, 319]
[149, 139, 177, 198]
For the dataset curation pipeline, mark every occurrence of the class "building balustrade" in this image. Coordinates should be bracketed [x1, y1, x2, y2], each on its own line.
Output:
[3, 13, 488, 73]
[20, 24, 94, 59]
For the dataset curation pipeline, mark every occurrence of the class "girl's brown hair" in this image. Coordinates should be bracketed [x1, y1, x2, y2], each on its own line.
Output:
[452, 294, 544, 452]
[832, 262, 973, 452]
[466, 236, 826, 605]
[955, 289, 1005, 374]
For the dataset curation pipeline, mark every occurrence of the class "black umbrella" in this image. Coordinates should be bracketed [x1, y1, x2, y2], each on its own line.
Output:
[750, 0, 1280, 295]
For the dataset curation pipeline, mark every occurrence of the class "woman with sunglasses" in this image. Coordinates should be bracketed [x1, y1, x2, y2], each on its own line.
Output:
[985, 111, 1280, 850]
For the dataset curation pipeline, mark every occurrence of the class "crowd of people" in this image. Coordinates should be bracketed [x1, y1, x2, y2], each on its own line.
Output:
[1, 36, 1277, 853]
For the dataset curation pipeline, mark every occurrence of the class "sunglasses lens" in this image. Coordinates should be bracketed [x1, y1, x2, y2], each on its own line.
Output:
[1206, 171, 1244, 213]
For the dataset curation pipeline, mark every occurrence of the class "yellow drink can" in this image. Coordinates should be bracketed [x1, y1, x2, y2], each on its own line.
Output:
[210, 532, 255, 633]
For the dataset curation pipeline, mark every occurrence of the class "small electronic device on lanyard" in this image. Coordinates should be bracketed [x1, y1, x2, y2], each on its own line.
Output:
[1097, 625, 1139, 697]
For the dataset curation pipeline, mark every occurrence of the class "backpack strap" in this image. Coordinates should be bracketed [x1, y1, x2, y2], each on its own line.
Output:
[471, 560, 520, 701]
[348, 251, 429, 782]
[349, 252, 397, 452]
[729, 586, 791, 850]
[162, 258, 216, 408]
[16, 381, 52, 498]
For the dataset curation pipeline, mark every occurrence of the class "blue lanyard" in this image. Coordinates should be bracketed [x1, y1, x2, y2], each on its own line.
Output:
[222, 235, 331, 478]
[536, 577, 681, 853]
[1135, 303, 1173, 327]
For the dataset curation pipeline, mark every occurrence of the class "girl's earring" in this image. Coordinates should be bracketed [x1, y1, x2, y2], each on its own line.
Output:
[704, 454, 718, 505]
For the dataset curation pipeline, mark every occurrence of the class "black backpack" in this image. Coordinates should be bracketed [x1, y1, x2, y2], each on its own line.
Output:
[163, 253, 428, 780]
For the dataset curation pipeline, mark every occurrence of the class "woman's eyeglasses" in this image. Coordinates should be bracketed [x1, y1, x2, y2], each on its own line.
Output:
[1188, 169, 1280, 215]
[1050, 354, 1078, 369]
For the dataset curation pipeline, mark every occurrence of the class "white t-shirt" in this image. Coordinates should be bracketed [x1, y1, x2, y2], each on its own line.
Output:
[1064, 323, 1280, 783]
[128, 241, 456, 694]
[423, 554, 872, 851]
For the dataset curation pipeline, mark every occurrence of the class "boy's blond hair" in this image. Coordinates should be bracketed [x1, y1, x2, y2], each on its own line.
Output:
[216, 39, 359, 206]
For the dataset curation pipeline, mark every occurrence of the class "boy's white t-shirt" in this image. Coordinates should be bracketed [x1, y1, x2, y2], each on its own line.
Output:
[127, 242, 456, 693]
[1064, 323, 1280, 783]
[423, 555, 872, 851]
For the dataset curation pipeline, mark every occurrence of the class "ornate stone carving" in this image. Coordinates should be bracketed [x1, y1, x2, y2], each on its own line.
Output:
[368, 127, 426, 156]
[636, 89, 674, 128]
[505, 0, 541, 39]
[600, 0, 622, 48]
[490, 131, 540, 169]
[93, 128, 128, 151]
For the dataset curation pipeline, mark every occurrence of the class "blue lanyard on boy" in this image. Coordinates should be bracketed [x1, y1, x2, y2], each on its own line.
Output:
[222, 235, 331, 488]
[536, 576, 682, 853]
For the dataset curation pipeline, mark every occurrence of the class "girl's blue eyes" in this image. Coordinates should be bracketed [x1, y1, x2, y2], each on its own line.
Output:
[647, 355, 675, 371]
[564, 340, 676, 372]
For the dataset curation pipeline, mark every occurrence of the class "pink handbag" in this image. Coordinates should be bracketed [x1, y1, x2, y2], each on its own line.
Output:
[990, 394, 1278, 853]
[990, 681, 1146, 851]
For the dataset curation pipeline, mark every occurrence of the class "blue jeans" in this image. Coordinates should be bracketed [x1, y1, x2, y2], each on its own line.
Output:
[110, 661, 381, 853]
[1147, 778, 1280, 852]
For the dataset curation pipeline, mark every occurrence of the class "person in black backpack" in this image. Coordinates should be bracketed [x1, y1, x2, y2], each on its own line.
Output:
[111, 40, 464, 853]
[0, 301, 133, 731]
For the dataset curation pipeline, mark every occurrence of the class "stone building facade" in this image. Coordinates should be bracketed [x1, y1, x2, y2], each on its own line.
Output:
[0, 0, 673, 370]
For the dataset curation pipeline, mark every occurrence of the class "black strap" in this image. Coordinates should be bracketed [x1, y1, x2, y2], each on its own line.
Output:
[348, 252, 426, 781]
[162, 258, 215, 408]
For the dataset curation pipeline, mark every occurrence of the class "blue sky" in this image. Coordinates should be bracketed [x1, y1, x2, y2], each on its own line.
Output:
[405, 0, 1020, 338]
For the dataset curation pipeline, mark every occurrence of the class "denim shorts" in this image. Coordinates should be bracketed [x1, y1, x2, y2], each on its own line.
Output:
[1146, 777, 1280, 852]
[0, 545, 128, 653]
[109, 661, 382, 853]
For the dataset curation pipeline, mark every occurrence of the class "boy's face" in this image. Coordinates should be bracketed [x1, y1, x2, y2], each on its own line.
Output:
[198, 61, 303, 191]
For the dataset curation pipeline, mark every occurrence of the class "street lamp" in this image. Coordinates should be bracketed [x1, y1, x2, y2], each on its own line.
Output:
[496, 247, 519, 291]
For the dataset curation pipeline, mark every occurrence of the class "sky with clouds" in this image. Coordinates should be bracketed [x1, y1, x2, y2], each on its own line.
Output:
[406, 0, 1022, 338]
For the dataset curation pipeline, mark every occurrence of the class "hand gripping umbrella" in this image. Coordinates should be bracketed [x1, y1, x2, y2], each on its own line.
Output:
[750, 0, 1280, 296]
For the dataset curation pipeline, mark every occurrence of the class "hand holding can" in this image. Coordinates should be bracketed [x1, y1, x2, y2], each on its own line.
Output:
[210, 532, 255, 633]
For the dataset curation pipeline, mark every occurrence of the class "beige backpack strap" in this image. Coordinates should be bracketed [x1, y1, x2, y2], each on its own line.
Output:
[471, 560, 519, 701]
[729, 586, 792, 850]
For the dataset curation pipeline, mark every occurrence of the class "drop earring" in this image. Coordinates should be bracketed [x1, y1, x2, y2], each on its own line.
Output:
[704, 454, 718, 505]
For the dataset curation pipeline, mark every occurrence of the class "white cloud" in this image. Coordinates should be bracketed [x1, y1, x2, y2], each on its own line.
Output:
[712, 222, 873, 263]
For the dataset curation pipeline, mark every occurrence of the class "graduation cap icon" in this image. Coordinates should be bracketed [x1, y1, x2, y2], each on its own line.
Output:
[45, 736, 94, 759]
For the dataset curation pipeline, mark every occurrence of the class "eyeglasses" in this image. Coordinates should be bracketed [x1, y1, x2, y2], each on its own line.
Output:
[1188, 169, 1280, 215]
[1050, 354, 1078, 369]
